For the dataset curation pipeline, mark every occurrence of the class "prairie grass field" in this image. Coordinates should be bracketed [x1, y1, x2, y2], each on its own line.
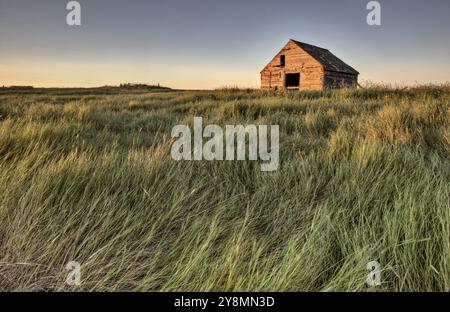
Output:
[0, 86, 449, 291]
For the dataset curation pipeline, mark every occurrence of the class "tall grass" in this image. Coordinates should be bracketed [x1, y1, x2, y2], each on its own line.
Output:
[0, 86, 448, 291]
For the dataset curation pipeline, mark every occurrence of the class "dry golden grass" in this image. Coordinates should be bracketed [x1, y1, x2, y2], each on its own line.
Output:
[0, 86, 448, 291]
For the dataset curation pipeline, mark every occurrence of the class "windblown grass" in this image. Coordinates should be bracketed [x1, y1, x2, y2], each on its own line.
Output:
[0, 86, 448, 291]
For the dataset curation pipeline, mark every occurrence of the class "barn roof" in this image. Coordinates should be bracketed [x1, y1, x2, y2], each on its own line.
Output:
[291, 39, 359, 75]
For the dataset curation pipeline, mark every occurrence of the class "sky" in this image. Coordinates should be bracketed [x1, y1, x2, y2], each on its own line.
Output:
[0, 0, 449, 89]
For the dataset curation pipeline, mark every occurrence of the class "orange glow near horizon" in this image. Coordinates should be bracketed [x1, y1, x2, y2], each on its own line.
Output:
[2, 56, 450, 89]
[1, 59, 261, 89]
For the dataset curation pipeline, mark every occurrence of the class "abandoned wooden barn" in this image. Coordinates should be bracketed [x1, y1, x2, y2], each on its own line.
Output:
[261, 39, 359, 91]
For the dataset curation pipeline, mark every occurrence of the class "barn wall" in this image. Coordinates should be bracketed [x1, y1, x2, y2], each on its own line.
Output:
[261, 41, 324, 91]
[324, 71, 358, 88]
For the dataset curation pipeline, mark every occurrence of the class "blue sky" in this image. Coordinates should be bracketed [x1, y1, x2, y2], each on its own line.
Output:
[1, 0, 449, 88]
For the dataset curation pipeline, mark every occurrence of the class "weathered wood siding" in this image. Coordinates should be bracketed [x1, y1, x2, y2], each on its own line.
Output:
[324, 71, 358, 88]
[260, 41, 324, 91]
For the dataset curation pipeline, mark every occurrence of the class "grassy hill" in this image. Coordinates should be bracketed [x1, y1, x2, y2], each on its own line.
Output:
[0, 86, 448, 291]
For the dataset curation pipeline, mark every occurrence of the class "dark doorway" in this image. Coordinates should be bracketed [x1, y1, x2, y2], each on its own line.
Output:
[285, 73, 300, 89]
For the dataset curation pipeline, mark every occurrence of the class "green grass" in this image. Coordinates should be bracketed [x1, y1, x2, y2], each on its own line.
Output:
[0, 86, 448, 291]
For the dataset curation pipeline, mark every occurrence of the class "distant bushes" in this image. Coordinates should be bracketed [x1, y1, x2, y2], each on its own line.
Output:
[119, 83, 171, 90]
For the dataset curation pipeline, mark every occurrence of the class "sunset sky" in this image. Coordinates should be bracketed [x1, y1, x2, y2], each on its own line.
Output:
[1, 0, 449, 89]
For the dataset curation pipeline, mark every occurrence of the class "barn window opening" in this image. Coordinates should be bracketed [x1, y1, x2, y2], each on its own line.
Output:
[285, 73, 300, 88]
[280, 55, 285, 68]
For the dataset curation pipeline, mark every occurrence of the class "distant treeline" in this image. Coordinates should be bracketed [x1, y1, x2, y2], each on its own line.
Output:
[118, 83, 170, 90]
[0, 83, 173, 95]
[1, 86, 34, 90]
[1, 84, 170, 90]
